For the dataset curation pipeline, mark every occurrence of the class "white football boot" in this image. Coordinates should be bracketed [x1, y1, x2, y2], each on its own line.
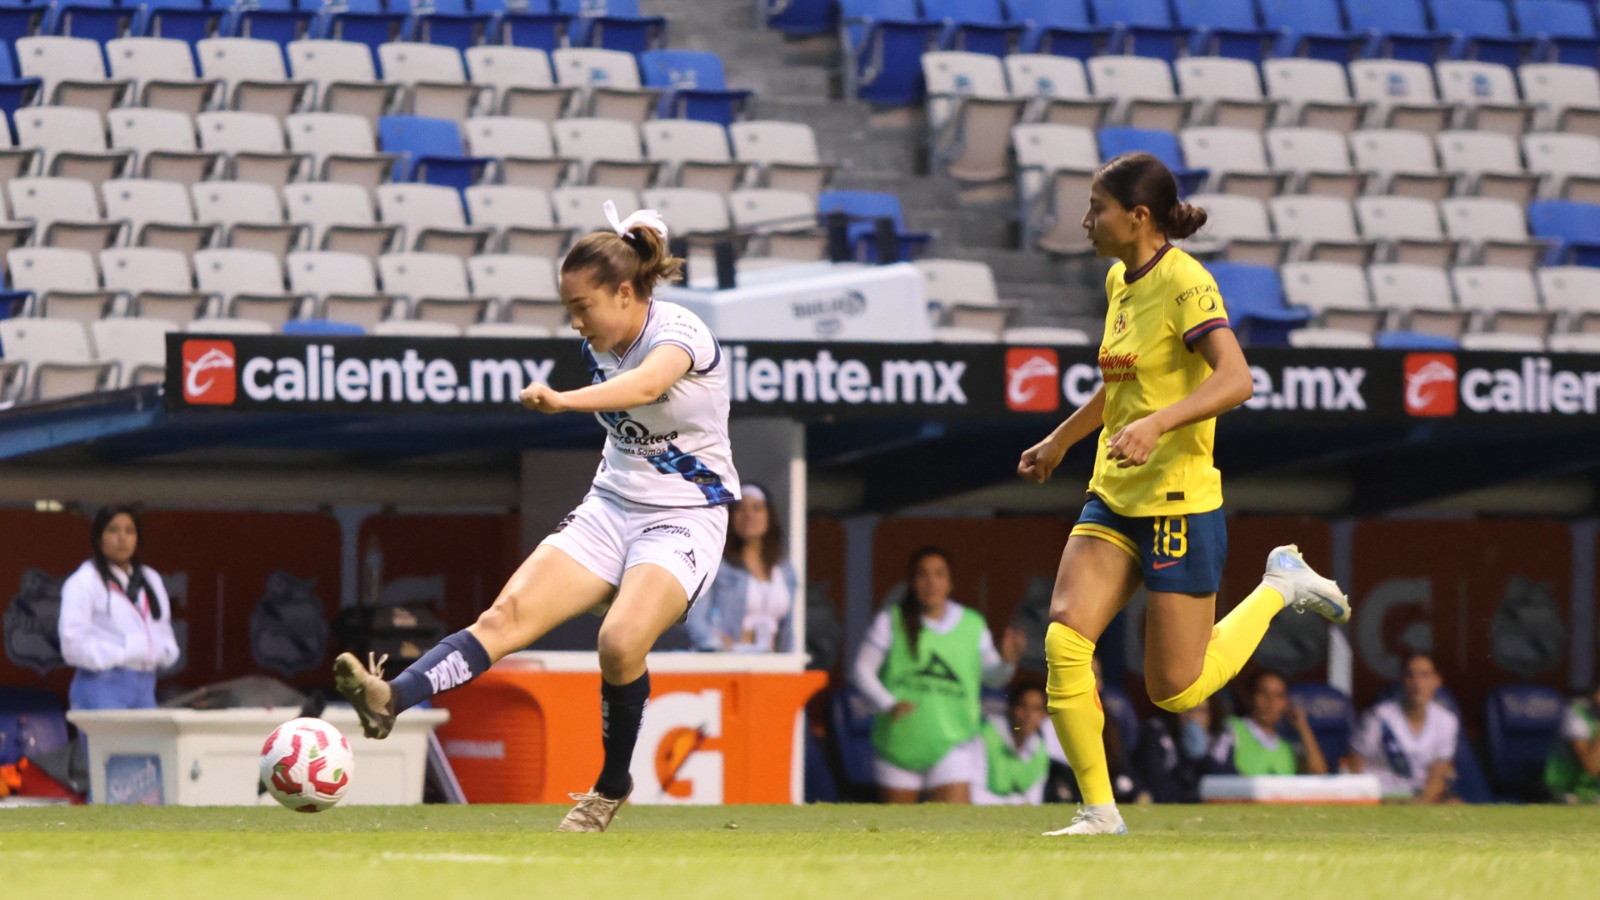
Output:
[1042, 805, 1128, 836]
[332, 651, 396, 740]
[557, 780, 632, 833]
[1264, 544, 1351, 625]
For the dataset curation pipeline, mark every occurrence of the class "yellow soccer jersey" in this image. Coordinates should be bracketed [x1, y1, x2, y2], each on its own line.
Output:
[1086, 244, 1231, 518]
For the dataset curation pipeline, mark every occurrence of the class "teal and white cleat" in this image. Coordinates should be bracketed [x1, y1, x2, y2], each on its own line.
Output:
[1042, 806, 1128, 837]
[1265, 544, 1351, 625]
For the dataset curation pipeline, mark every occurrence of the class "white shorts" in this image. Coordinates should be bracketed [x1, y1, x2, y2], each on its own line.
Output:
[872, 736, 986, 792]
[540, 490, 728, 611]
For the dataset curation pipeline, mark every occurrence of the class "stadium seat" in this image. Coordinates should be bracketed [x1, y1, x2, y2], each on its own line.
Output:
[1271, 195, 1375, 264]
[1177, 193, 1286, 265]
[826, 687, 878, 796]
[1368, 262, 1467, 337]
[14, 107, 133, 189]
[1434, 62, 1534, 141]
[185, 316, 275, 334]
[817, 189, 930, 262]
[1280, 261, 1384, 333]
[1096, 127, 1205, 196]
[1086, 56, 1193, 133]
[1173, 57, 1273, 131]
[1178, 127, 1284, 201]
[1206, 261, 1311, 345]
[0, 317, 115, 402]
[1087, 0, 1185, 62]
[462, 116, 565, 191]
[378, 42, 483, 123]
[837, 0, 940, 107]
[463, 45, 573, 120]
[1286, 683, 1355, 765]
[1355, 196, 1457, 267]
[759, 0, 836, 38]
[1517, 0, 1600, 68]
[922, 0, 1023, 59]
[558, 0, 667, 54]
[1433, 0, 1538, 70]
[1264, 127, 1367, 200]
[318, 0, 413, 64]
[727, 188, 826, 261]
[378, 114, 493, 189]
[916, 258, 1010, 332]
[641, 119, 745, 193]
[1258, 0, 1365, 63]
[377, 251, 485, 326]
[190, 181, 308, 259]
[1004, 0, 1109, 60]
[376, 182, 492, 257]
[1522, 64, 1600, 135]
[1435, 131, 1539, 206]
[494, 1, 569, 54]
[1452, 265, 1551, 336]
[921, 51, 1024, 186]
[195, 37, 312, 120]
[1261, 58, 1365, 134]
[193, 247, 304, 326]
[1011, 123, 1098, 256]
[410, 0, 507, 54]
[551, 117, 659, 191]
[8, 176, 125, 253]
[551, 184, 640, 233]
[1347, 129, 1452, 202]
[102, 179, 217, 255]
[14, 35, 130, 112]
[287, 39, 401, 128]
[1524, 133, 1600, 202]
[285, 249, 397, 328]
[105, 37, 220, 118]
[6, 246, 113, 322]
[284, 181, 401, 259]
[1529, 198, 1600, 264]
[464, 184, 571, 256]
[467, 253, 562, 328]
[1345, 0, 1449, 65]
[1003, 53, 1109, 131]
[50, 1, 138, 47]
[642, 187, 732, 238]
[728, 120, 833, 196]
[1173, 0, 1275, 63]
[284, 111, 397, 188]
[1373, 330, 1457, 349]
[137, 0, 229, 48]
[108, 108, 221, 187]
[639, 49, 753, 125]
[100, 246, 209, 325]
[196, 110, 309, 188]
[1439, 197, 1547, 268]
[551, 47, 657, 123]
[1348, 60, 1450, 135]
[230, 0, 322, 51]
[1485, 685, 1568, 799]
[1538, 266, 1600, 333]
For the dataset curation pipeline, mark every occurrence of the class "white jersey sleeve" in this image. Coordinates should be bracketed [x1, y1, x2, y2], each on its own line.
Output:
[647, 307, 719, 374]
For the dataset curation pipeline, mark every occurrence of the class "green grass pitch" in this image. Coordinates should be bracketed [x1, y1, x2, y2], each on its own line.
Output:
[4, 805, 1596, 900]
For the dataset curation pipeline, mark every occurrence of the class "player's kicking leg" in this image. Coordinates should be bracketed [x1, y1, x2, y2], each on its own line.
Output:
[334, 544, 613, 739]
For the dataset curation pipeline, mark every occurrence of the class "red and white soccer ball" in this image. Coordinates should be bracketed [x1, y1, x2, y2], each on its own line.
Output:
[260, 717, 354, 813]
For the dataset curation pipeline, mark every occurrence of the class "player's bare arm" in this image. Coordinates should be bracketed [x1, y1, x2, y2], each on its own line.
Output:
[1018, 384, 1106, 484]
[521, 345, 694, 414]
[1104, 326, 1252, 468]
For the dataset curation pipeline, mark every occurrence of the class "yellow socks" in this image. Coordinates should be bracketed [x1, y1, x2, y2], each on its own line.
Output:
[1153, 584, 1284, 713]
[1045, 622, 1113, 807]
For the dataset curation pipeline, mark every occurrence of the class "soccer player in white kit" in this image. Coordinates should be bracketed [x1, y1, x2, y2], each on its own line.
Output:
[332, 202, 739, 832]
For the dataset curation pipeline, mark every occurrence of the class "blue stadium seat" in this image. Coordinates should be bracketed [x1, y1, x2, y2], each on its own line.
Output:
[139, 0, 229, 49]
[1517, 0, 1600, 68]
[1374, 330, 1459, 349]
[818, 189, 931, 262]
[229, 0, 323, 48]
[411, 0, 506, 52]
[1173, 0, 1275, 62]
[827, 687, 877, 793]
[1006, 0, 1111, 60]
[0, 688, 69, 767]
[639, 49, 753, 125]
[1529, 199, 1600, 266]
[0, 44, 42, 115]
[923, 0, 1022, 58]
[318, 0, 413, 60]
[1259, 0, 1368, 63]
[1485, 684, 1566, 798]
[1345, 0, 1452, 65]
[0, 7, 46, 66]
[762, 0, 836, 37]
[1287, 682, 1355, 764]
[1089, 0, 1188, 61]
[557, 0, 667, 53]
[496, 4, 569, 52]
[283, 319, 365, 335]
[838, 0, 940, 106]
[1096, 126, 1207, 195]
[1207, 262, 1311, 346]
[378, 115, 493, 190]
[1434, 0, 1539, 68]
[51, 0, 139, 44]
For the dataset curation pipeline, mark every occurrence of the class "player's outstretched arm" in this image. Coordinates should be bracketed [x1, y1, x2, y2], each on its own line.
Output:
[522, 345, 694, 414]
[1105, 328, 1253, 468]
[1018, 384, 1105, 484]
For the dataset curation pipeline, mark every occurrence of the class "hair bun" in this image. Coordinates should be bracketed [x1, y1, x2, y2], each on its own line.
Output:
[1167, 201, 1208, 240]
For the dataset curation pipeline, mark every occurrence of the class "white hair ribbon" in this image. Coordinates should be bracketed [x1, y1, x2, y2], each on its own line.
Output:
[603, 199, 669, 242]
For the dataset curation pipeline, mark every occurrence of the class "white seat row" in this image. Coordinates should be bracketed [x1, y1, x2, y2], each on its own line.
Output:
[926, 51, 1600, 137]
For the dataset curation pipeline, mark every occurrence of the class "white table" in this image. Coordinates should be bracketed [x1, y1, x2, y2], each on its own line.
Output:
[658, 261, 931, 341]
[68, 707, 448, 806]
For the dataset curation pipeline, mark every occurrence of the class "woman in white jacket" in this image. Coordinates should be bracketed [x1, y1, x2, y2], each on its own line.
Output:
[58, 505, 180, 710]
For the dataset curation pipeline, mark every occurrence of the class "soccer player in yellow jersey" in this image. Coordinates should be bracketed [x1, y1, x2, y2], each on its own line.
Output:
[1017, 153, 1352, 836]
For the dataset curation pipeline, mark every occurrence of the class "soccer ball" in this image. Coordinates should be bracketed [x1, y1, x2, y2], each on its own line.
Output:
[260, 717, 354, 813]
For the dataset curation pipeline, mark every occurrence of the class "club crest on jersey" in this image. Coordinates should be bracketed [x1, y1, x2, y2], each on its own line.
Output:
[1113, 310, 1129, 335]
[676, 549, 697, 572]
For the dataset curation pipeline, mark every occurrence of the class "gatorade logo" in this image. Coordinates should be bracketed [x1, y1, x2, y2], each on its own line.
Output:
[182, 340, 236, 405]
[1403, 353, 1458, 417]
[1005, 348, 1059, 412]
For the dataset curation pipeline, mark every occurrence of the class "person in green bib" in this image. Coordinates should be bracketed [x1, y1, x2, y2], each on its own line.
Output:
[852, 546, 1026, 803]
[973, 682, 1064, 805]
[1208, 670, 1328, 776]
[1546, 684, 1600, 803]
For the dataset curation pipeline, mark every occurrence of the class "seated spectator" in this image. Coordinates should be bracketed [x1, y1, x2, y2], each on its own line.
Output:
[58, 505, 180, 710]
[687, 484, 796, 652]
[1344, 653, 1460, 803]
[1546, 683, 1600, 804]
[852, 546, 1025, 803]
[1207, 670, 1329, 776]
[1133, 694, 1232, 804]
[974, 682, 1060, 805]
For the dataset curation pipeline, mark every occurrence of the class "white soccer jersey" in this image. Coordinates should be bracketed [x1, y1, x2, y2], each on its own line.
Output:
[582, 300, 741, 508]
[1350, 699, 1459, 797]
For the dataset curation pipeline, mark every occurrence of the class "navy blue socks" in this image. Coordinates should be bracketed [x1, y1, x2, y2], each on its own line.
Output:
[389, 631, 492, 713]
[595, 671, 651, 799]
